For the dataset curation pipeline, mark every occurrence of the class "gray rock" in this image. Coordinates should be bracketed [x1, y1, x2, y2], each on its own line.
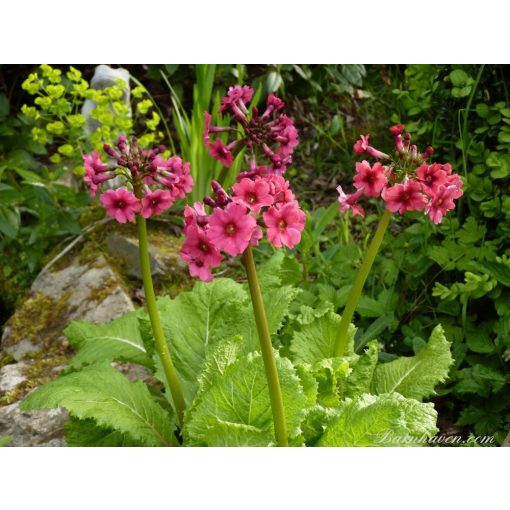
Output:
[81, 65, 130, 136]
[0, 401, 67, 447]
[106, 231, 186, 280]
[0, 362, 28, 393]
[0, 253, 135, 446]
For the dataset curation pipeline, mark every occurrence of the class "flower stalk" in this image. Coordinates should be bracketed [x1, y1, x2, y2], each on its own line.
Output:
[333, 208, 392, 357]
[242, 246, 288, 447]
[136, 201, 186, 428]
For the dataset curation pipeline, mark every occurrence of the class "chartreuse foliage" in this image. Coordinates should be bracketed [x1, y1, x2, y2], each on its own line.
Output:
[21, 253, 453, 446]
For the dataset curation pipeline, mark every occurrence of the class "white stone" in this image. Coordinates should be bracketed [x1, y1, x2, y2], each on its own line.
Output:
[0, 362, 28, 393]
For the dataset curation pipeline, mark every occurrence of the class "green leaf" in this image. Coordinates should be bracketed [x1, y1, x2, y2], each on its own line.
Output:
[317, 393, 438, 446]
[476, 103, 490, 118]
[479, 260, 510, 287]
[21, 363, 175, 447]
[371, 325, 453, 400]
[345, 341, 378, 398]
[64, 312, 151, 371]
[313, 357, 352, 407]
[66, 417, 143, 447]
[0, 205, 20, 238]
[290, 311, 356, 364]
[450, 69, 469, 87]
[454, 364, 506, 396]
[184, 353, 308, 446]
[139, 279, 254, 404]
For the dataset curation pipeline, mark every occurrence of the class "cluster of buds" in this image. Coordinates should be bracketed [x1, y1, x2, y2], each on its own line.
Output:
[181, 85, 305, 282]
[204, 85, 298, 175]
[83, 135, 193, 223]
[338, 125, 463, 224]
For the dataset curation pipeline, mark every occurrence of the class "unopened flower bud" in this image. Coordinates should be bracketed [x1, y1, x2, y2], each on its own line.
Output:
[103, 144, 120, 159]
[389, 124, 405, 136]
[204, 196, 217, 208]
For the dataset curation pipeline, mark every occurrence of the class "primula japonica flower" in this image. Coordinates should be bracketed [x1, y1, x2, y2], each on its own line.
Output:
[263, 202, 306, 249]
[100, 187, 141, 223]
[83, 135, 193, 223]
[180, 85, 306, 281]
[232, 177, 274, 213]
[337, 125, 463, 224]
[353, 161, 388, 197]
[204, 85, 299, 175]
[337, 186, 365, 218]
[208, 202, 258, 256]
[381, 180, 427, 214]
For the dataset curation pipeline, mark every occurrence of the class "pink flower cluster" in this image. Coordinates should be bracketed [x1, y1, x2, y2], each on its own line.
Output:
[204, 85, 298, 175]
[337, 125, 463, 224]
[83, 136, 193, 223]
[180, 176, 305, 281]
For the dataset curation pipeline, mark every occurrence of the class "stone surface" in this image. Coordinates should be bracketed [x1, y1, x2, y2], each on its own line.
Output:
[106, 231, 186, 280]
[0, 253, 135, 446]
[0, 362, 28, 393]
[82, 64, 131, 136]
[0, 401, 68, 447]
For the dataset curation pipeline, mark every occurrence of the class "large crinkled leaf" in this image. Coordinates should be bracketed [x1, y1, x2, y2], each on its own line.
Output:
[345, 341, 379, 399]
[141, 275, 298, 406]
[318, 393, 438, 447]
[183, 352, 308, 446]
[21, 363, 175, 447]
[290, 312, 357, 364]
[66, 417, 143, 447]
[139, 278, 254, 404]
[313, 357, 354, 407]
[203, 422, 272, 446]
[262, 285, 301, 338]
[65, 312, 150, 370]
[371, 325, 453, 400]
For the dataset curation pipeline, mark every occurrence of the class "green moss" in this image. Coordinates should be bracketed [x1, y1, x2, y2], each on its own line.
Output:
[86, 274, 120, 304]
[0, 353, 15, 370]
[3, 291, 73, 350]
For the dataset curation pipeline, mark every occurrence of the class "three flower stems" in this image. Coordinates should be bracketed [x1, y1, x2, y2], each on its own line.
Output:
[333, 209, 392, 357]
[135, 188, 186, 429]
[243, 246, 289, 447]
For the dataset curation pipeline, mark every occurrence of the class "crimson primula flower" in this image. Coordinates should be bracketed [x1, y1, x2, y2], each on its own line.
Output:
[83, 135, 193, 223]
[180, 85, 306, 281]
[337, 125, 463, 224]
[100, 187, 141, 224]
[204, 85, 299, 175]
[263, 202, 306, 249]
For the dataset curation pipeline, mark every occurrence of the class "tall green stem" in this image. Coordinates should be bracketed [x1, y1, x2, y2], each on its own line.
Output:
[136, 213, 186, 428]
[242, 246, 288, 447]
[333, 209, 392, 357]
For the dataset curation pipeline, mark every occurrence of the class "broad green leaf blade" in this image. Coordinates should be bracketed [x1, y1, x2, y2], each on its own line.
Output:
[0, 205, 20, 238]
[184, 353, 308, 446]
[371, 325, 453, 401]
[203, 422, 271, 446]
[345, 341, 378, 398]
[313, 357, 353, 407]
[65, 312, 150, 370]
[21, 363, 175, 447]
[318, 393, 438, 446]
[290, 312, 356, 364]
[139, 278, 254, 404]
[66, 417, 143, 447]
